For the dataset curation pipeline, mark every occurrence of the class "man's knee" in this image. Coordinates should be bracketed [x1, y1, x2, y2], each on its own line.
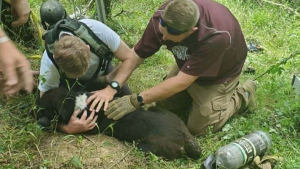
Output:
[187, 124, 208, 136]
[156, 91, 192, 112]
[187, 121, 225, 136]
[186, 106, 230, 136]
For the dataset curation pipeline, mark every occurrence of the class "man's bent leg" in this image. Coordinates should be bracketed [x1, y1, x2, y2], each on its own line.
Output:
[156, 90, 193, 115]
[186, 75, 243, 136]
[156, 63, 192, 114]
[214, 79, 257, 132]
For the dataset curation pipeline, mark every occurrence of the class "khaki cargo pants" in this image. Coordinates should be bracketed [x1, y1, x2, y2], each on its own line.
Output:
[156, 74, 248, 136]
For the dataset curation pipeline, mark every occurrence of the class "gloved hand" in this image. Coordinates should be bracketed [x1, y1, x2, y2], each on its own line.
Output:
[252, 155, 283, 169]
[105, 94, 141, 120]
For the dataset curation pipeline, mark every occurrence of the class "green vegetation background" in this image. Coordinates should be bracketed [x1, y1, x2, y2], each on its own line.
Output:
[0, 0, 299, 168]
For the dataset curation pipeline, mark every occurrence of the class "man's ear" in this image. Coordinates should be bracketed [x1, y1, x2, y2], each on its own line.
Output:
[86, 45, 90, 50]
[188, 27, 198, 36]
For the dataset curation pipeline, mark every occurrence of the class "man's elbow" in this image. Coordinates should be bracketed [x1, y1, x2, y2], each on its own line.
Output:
[130, 48, 145, 64]
[178, 82, 190, 92]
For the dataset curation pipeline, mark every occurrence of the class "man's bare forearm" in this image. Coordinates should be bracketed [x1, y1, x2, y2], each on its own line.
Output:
[140, 71, 198, 104]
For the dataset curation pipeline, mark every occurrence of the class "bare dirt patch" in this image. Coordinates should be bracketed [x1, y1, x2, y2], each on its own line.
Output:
[0, 95, 144, 168]
[38, 133, 137, 168]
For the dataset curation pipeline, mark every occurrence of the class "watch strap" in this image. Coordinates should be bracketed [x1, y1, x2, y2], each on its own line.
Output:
[109, 81, 120, 92]
[137, 94, 145, 106]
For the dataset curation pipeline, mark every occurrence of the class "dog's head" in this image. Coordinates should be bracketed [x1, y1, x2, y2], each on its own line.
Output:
[36, 88, 81, 130]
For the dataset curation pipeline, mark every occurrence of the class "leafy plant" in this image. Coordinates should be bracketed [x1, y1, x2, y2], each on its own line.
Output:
[0, 0, 299, 168]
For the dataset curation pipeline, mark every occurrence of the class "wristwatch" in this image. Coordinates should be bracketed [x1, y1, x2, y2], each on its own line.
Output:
[137, 94, 145, 106]
[109, 81, 120, 92]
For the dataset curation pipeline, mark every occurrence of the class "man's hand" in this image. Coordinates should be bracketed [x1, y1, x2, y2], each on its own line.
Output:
[10, 0, 30, 27]
[105, 94, 140, 120]
[60, 109, 98, 134]
[86, 86, 117, 112]
[0, 40, 34, 95]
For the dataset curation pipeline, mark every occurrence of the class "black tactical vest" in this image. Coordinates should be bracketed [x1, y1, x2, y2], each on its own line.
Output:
[43, 19, 113, 91]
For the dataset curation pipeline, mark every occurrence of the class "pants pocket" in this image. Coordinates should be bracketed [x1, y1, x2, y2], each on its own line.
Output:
[211, 97, 229, 123]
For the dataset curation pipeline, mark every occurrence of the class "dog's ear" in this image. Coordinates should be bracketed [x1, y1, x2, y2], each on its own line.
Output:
[58, 97, 76, 124]
[59, 107, 73, 124]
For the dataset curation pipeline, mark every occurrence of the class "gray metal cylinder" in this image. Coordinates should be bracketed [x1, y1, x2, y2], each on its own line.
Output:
[216, 131, 272, 169]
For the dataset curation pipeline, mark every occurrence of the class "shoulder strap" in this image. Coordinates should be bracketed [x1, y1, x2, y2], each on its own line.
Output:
[43, 19, 113, 60]
[42, 19, 113, 83]
[43, 19, 64, 56]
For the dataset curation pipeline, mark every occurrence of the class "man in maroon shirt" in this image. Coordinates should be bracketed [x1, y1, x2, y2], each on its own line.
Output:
[104, 0, 257, 135]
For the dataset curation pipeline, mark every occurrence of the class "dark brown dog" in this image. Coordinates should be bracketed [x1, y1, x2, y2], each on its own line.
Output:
[36, 87, 202, 160]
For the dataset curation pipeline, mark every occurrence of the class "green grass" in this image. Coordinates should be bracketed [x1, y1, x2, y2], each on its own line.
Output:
[0, 0, 299, 168]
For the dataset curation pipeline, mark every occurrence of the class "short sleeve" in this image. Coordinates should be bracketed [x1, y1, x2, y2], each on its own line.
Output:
[38, 51, 60, 92]
[134, 15, 163, 58]
[79, 19, 121, 52]
[180, 34, 229, 77]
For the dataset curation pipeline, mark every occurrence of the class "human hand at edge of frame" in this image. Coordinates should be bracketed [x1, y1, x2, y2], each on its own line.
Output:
[86, 86, 118, 112]
[105, 94, 141, 120]
[0, 40, 34, 95]
[10, 0, 30, 27]
[10, 0, 31, 27]
[60, 109, 98, 134]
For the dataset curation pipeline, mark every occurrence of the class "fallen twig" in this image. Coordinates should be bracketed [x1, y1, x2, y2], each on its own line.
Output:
[114, 9, 125, 17]
[110, 19, 128, 35]
[260, 0, 300, 17]
[24, 151, 33, 167]
[83, 135, 95, 144]
[107, 146, 135, 169]
[82, 0, 94, 15]
[253, 51, 300, 81]
[269, 119, 300, 154]
[35, 143, 44, 160]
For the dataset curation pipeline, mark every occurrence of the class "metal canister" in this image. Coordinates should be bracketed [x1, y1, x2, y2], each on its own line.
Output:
[215, 131, 272, 169]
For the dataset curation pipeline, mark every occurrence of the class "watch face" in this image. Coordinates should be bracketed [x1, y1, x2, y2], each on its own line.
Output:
[111, 82, 119, 88]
